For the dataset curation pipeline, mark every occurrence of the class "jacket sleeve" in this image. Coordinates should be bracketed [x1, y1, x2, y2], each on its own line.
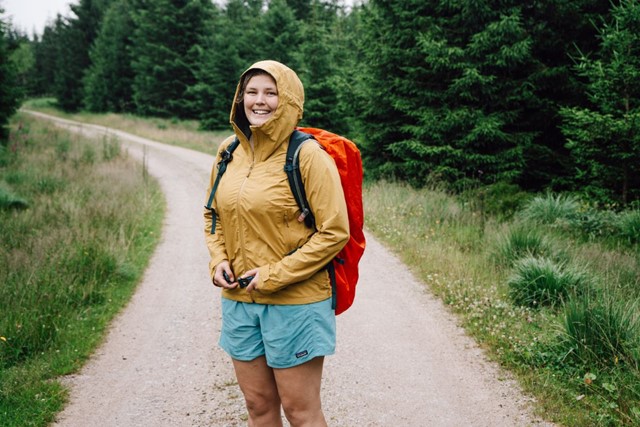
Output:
[203, 139, 233, 279]
[257, 142, 349, 294]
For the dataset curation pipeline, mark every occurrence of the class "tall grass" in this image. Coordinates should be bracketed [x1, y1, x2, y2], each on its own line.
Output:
[507, 256, 587, 308]
[0, 114, 164, 426]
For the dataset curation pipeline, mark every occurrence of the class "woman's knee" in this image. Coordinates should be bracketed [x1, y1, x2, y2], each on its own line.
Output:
[243, 388, 281, 417]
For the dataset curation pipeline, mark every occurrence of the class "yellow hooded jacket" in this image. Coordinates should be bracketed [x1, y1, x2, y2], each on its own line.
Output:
[204, 60, 349, 305]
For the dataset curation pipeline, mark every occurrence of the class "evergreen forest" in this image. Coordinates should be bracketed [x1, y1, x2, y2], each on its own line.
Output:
[2, 0, 640, 207]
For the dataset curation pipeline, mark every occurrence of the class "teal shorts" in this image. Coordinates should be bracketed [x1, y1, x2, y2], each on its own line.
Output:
[219, 298, 336, 368]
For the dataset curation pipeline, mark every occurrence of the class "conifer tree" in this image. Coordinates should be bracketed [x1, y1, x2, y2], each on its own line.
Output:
[52, 0, 112, 111]
[191, 0, 261, 130]
[130, 0, 214, 118]
[259, 0, 302, 71]
[296, 1, 345, 132]
[358, 0, 608, 190]
[31, 26, 58, 96]
[84, 0, 135, 112]
[0, 11, 20, 142]
[560, 0, 640, 205]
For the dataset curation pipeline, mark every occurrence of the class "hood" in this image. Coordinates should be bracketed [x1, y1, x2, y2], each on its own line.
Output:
[230, 60, 305, 153]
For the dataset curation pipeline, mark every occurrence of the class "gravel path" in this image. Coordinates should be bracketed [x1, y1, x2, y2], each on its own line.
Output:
[27, 111, 553, 427]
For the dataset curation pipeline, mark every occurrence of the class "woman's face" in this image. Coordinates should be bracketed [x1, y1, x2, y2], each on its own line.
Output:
[243, 74, 279, 127]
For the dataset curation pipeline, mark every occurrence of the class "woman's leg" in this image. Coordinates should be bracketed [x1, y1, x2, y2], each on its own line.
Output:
[232, 356, 283, 427]
[273, 356, 327, 427]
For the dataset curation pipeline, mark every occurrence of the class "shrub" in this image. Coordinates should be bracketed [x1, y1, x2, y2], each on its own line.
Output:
[616, 210, 640, 245]
[493, 226, 554, 266]
[561, 292, 640, 369]
[474, 182, 532, 220]
[507, 256, 588, 308]
[0, 182, 28, 210]
[519, 193, 581, 226]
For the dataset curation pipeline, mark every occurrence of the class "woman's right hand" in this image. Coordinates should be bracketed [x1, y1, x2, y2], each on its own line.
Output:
[213, 261, 238, 289]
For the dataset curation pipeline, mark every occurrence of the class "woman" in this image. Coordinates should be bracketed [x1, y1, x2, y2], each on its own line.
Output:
[204, 60, 349, 426]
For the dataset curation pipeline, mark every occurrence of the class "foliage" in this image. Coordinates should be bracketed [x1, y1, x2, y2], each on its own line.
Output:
[492, 226, 555, 267]
[51, 0, 113, 112]
[615, 209, 640, 244]
[192, 0, 261, 130]
[356, 0, 608, 192]
[17, 0, 640, 204]
[129, 0, 214, 118]
[0, 12, 20, 142]
[83, 0, 135, 112]
[561, 290, 640, 369]
[0, 114, 163, 425]
[507, 256, 587, 308]
[560, 0, 640, 206]
[518, 192, 582, 225]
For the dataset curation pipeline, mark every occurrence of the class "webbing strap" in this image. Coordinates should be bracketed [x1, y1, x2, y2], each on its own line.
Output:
[205, 138, 240, 234]
[284, 130, 316, 229]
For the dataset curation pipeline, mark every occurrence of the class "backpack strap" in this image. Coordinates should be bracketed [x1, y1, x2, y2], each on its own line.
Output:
[284, 130, 337, 310]
[284, 130, 316, 229]
[205, 137, 241, 234]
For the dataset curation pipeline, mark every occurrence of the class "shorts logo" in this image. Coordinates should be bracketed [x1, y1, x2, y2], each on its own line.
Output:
[295, 350, 309, 359]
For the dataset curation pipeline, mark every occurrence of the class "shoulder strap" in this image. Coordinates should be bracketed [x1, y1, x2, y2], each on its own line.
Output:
[284, 130, 316, 229]
[205, 137, 241, 234]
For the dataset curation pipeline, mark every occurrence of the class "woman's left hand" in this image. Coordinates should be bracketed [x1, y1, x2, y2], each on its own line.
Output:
[240, 268, 259, 292]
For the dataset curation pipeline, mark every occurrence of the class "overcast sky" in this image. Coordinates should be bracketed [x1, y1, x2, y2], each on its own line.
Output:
[2, 0, 74, 36]
[2, 0, 360, 37]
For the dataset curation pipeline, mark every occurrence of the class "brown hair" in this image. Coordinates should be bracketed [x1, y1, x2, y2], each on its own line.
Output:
[236, 69, 274, 103]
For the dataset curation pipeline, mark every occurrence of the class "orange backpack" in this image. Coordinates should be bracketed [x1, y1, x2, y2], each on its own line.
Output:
[285, 127, 366, 315]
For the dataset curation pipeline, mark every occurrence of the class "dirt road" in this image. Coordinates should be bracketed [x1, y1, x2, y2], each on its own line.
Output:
[28, 111, 552, 426]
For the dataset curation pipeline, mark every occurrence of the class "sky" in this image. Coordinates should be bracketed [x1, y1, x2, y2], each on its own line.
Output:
[2, 0, 359, 37]
[2, 0, 74, 36]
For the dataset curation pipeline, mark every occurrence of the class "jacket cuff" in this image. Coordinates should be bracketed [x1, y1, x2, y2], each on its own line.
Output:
[256, 264, 276, 294]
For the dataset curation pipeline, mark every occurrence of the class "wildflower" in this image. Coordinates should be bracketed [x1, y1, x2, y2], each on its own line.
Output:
[0, 336, 7, 342]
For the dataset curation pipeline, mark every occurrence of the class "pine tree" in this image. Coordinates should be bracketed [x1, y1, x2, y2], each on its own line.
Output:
[191, 0, 258, 130]
[357, 0, 609, 190]
[356, 0, 441, 185]
[84, 0, 135, 112]
[130, 0, 214, 118]
[560, 0, 640, 205]
[52, 0, 113, 111]
[259, 0, 302, 70]
[0, 11, 20, 143]
[296, 1, 346, 132]
[31, 26, 58, 96]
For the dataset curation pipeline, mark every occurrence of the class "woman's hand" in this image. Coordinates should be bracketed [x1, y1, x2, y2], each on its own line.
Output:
[240, 268, 260, 292]
[213, 261, 238, 289]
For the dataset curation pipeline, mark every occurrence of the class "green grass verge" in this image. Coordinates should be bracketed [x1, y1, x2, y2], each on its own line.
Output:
[0, 113, 164, 426]
[364, 180, 640, 426]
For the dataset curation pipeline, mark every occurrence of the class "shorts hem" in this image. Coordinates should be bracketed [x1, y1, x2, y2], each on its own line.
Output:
[267, 349, 335, 369]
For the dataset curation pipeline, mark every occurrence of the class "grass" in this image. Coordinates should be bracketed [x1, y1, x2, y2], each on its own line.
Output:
[0, 113, 164, 426]
[364, 180, 640, 425]
[17, 100, 640, 426]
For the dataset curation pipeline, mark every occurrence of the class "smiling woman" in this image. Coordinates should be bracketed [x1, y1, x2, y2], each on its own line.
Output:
[241, 71, 279, 127]
[204, 60, 349, 426]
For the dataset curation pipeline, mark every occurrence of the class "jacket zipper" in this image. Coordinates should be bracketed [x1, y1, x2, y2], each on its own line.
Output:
[237, 160, 254, 280]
